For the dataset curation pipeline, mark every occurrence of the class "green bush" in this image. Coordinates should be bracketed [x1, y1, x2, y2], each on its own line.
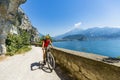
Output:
[6, 34, 21, 53]
[5, 29, 31, 56]
[6, 46, 31, 56]
[6, 52, 14, 56]
[16, 46, 31, 54]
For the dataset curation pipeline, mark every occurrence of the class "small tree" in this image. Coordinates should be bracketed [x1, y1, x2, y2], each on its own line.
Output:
[20, 30, 31, 45]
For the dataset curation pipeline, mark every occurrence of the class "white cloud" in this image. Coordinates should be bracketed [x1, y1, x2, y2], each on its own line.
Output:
[74, 22, 82, 28]
[66, 22, 82, 32]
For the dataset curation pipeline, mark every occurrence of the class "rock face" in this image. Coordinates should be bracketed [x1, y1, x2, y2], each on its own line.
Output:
[0, 0, 39, 55]
[17, 8, 39, 42]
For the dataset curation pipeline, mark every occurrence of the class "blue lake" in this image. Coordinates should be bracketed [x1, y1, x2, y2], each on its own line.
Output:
[53, 40, 120, 57]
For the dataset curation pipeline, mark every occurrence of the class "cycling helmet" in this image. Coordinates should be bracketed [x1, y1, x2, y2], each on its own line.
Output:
[45, 35, 50, 39]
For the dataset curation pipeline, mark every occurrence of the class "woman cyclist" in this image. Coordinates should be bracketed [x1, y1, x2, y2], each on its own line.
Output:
[42, 35, 53, 64]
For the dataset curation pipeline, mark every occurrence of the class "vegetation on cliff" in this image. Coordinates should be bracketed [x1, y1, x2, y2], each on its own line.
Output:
[5, 29, 31, 56]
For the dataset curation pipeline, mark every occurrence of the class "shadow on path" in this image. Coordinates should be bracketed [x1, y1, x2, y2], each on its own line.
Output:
[30, 61, 52, 73]
[30, 62, 76, 80]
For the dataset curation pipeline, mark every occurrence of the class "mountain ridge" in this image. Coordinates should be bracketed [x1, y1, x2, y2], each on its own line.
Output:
[54, 27, 120, 41]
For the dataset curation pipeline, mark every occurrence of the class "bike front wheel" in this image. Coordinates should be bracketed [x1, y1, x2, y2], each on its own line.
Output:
[47, 52, 55, 70]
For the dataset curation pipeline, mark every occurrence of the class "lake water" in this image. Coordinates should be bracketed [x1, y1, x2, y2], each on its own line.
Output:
[53, 40, 120, 57]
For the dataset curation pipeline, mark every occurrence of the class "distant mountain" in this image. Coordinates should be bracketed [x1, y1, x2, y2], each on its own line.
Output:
[83, 27, 120, 38]
[53, 28, 83, 40]
[54, 27, 120, 41]
[63, 34, 87, 40]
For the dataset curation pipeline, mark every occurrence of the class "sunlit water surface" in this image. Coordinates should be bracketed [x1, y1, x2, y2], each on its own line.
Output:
[53, 40, 120, 57]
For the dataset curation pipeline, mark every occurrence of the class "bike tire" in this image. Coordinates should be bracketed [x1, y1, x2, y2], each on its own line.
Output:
[47, 52, 55, 70]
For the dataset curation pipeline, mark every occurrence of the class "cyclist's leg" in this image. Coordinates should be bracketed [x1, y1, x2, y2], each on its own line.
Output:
[42, 48, 46, 64]
[43, 47, 48, 64]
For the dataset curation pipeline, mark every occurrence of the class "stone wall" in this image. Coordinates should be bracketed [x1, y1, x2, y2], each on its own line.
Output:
[51, 47, 120, 80]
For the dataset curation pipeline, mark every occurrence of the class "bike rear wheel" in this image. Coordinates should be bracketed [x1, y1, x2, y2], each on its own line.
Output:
[46, 52, 55, 70]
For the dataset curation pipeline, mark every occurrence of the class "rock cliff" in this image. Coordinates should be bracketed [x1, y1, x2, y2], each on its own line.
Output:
[0, 0, 39, 55]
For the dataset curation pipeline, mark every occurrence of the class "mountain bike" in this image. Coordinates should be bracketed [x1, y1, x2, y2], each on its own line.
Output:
[45, 46, 55, 70]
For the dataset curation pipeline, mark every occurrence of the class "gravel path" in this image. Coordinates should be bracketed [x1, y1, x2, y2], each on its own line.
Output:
[0, 46, 61, 80]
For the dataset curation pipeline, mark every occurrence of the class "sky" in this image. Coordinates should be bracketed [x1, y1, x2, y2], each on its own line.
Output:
[21, 0, 120, 37]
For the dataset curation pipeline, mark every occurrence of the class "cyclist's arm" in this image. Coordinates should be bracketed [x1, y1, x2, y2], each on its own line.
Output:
[42, 41, 45, 49]
[50, 40, 53, 48]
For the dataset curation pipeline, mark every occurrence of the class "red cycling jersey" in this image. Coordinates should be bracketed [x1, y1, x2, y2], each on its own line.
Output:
[43, 39, 50, 47]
